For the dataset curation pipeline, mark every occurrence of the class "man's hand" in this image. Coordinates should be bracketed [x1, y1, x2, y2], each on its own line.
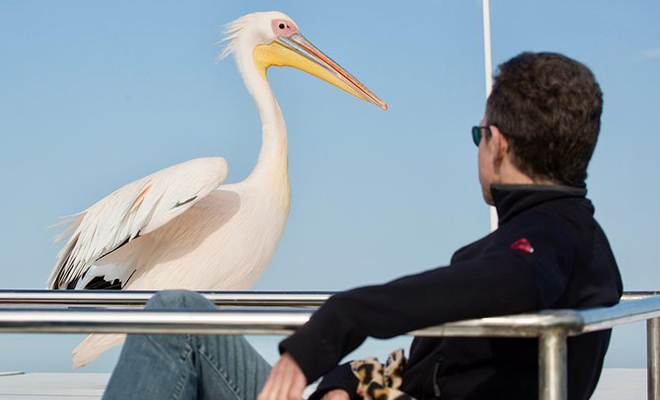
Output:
[258, 353, 307, 400]
[320, 389, 350, 400]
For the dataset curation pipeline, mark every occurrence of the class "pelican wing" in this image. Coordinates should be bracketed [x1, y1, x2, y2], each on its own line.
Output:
[47, 157, 228, 289]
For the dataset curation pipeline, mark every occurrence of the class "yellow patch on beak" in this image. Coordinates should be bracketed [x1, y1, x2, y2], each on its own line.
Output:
[253, 42, 364, 99]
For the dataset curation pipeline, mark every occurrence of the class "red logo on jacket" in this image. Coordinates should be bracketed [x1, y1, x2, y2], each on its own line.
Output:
[510, 238, 534, 253]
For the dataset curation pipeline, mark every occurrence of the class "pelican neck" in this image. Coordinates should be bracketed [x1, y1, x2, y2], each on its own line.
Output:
[236, 51, 289, 182]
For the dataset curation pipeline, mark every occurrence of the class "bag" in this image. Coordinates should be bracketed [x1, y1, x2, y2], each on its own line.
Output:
[350, 349, 416, 400]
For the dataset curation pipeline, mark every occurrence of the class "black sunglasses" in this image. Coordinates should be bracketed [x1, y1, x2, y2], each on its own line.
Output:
[471, 125, 491, 147]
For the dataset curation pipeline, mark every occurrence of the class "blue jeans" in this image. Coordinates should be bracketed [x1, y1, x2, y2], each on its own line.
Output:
[102, 290, 271, 400]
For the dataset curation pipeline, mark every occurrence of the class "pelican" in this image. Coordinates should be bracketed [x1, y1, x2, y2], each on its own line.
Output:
[46, 11, 386, 367]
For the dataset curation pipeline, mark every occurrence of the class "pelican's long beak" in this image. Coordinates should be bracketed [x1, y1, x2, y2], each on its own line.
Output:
[253, 33, 387, 110]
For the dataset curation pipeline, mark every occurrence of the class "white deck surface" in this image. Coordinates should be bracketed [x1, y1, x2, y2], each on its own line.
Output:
[0, 372, 108, 399]
[0, 368, 648, 399]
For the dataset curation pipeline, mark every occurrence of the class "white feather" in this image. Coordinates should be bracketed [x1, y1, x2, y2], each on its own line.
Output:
[73, 333, 126, 369]
[47, 157, 228, 290]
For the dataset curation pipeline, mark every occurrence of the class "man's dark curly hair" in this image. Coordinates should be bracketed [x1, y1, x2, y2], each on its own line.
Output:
[486, 52, 603, 185]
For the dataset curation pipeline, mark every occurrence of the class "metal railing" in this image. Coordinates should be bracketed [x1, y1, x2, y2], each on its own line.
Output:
[0, 290, 331, 308]
[0, 290, 658, 400]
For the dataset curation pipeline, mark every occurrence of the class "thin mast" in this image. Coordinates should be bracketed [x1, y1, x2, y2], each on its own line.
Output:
[482, 0, 498, 232]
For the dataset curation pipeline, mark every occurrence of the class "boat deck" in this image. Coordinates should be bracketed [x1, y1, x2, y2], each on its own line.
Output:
[0, 369, 647, 400]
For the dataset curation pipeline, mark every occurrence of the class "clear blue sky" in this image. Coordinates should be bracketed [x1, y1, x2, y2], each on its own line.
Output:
[0, 0, 658, 373]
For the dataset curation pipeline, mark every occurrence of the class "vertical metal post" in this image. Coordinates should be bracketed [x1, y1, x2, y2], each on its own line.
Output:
[539, 330, 568, 400]
[648, 317, 660, 400]
[482, 0, 494, 98]
[481, 0, 499, 232]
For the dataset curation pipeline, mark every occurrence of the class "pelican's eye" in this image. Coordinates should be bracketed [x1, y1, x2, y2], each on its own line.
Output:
[272, 19, 298, 37]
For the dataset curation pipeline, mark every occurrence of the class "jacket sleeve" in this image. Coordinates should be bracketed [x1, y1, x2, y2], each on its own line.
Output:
[280, 217, 575, 384]
[306, 363, 360, 400]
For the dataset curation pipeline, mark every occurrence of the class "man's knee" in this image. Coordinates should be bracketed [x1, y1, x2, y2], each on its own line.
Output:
[146, 290, 216, 310]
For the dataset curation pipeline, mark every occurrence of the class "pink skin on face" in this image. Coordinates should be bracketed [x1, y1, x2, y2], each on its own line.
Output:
[271, 19, 299, 37]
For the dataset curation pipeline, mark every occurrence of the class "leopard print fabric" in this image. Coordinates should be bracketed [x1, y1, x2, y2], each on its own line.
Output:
[350, 349, 416, 400]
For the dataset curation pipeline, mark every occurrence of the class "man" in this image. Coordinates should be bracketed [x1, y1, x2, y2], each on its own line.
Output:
[102, 52, 622, 400]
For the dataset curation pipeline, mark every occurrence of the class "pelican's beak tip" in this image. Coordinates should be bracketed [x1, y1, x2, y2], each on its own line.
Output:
[381, 102, 388, 111]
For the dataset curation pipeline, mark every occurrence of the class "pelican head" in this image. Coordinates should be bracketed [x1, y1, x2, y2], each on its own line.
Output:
[221, 11, 387, 110]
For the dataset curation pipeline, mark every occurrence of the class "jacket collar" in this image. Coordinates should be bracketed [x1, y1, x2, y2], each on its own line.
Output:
[490, 183, 588, 225]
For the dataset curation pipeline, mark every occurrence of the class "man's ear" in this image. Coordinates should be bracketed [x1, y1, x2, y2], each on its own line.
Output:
[488, 125, 509, 166]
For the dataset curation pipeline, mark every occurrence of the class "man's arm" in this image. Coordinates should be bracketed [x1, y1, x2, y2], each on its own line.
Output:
[260, 218, 573, 398]
[307, 363, 359, 400]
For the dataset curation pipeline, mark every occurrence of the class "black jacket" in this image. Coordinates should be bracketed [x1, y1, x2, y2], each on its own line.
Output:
[280, 184, 623, 400]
